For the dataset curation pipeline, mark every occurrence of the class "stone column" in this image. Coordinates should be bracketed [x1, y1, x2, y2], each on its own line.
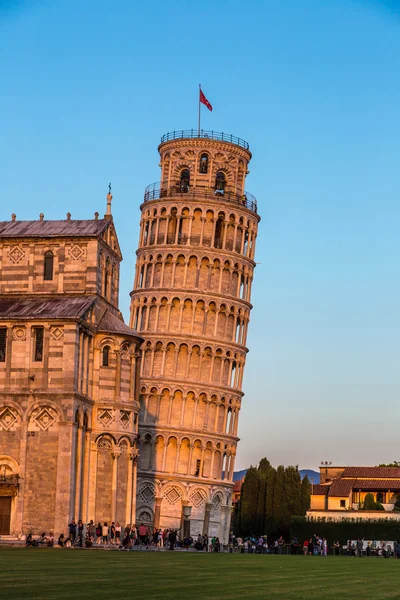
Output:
[153, 496, 163, 529]
[74, 424, 84, 520]
[180, 501, 192, 539]
[54, 422, 77, 540]
[202, 503, 212, 536]
[111, 449, 121, 522]
[87, 441, 98, 522]
[115, 351, 122, 399]
[125, 452, 134, 526]
[81, 427, 91, 523]
[132, 454, 138, 524]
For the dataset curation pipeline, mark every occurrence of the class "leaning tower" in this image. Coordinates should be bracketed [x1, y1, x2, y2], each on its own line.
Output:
[129, 129, 260, 541]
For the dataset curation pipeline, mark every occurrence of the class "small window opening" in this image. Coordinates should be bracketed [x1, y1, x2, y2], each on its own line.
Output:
[199, 153, 208, 174]
[0, 328, 6, 362]
[44, 251, 54, 281]
[215, 171, 226, 194]
[340, 499, 346, 508]
[34, 327, 44, 362]
[179, 169, 190, 193]
[195, 459, 201, 477]
[102, 345, 110, 367]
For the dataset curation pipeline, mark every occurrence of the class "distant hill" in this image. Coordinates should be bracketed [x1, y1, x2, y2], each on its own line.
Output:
[233, 468, 320, 483]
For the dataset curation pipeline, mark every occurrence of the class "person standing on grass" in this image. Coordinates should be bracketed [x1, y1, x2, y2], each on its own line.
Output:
[291, 537, 299, 555]
[102, 522, 109, 544]
[115, 522, 121, 545]
[168, 529, 177, 551]
[110, 522, 116, 545]
[302, 539, 309, 555]
[77, 519, 84, 539]
[323, 538, 328, 556]
[138, 523, 147, 545]
[96, 523, 102, 545]
[278, 536, 284, 554]
[68, 519, 77, 542]
[357, 539, 363, 557]
[308, 538, 314, 556]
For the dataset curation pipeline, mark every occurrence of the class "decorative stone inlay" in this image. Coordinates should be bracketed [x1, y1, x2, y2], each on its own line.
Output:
[12, 326, 26, 341]
[212, 492, 223, 510]
[34, 407, 55, 431]
[139, 484, 155, 503]
[164, 486, 182, 505]
[8, 246, 25, 264]
[0, 407, 17, 431]
[98, 409, 114, 427]
[120, 410, 130, 429]
[50, 326, 64, 340]
[138, 510, 152, 523]
[98, 437, 112, 450]
[189, 488, 206, 508]
[68, 244, 84, 260]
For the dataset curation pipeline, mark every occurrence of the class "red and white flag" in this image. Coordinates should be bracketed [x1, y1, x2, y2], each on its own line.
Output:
[200, 89, 213, 111]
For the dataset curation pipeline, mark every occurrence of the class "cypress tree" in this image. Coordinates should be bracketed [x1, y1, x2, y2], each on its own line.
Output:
[274, 465, 290, 533]
[256, 458, 271, 532]
[239, 466, 260, 536]
[285, 466, 302, 518]
[300, 475, 311, 514]
[265, 465, 276, 534]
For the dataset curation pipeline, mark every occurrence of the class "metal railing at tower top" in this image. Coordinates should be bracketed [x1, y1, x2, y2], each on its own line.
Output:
[160, 130, 250, 151]
[143, 182, 258, 213]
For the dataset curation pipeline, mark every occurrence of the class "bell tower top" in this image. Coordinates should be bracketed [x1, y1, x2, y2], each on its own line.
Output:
[153, 129, 256, 214]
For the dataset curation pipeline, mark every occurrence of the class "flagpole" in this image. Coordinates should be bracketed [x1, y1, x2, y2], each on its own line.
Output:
[198, 83, 201, 137]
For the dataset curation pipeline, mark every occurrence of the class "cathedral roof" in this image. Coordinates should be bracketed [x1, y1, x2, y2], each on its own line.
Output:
[0, 296, 95, 319]
[0, 219, 109, 238]
[97, 309, 141, 339]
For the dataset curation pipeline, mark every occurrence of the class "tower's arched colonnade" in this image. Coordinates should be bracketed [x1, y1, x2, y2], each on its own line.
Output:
[130, 132, 260, 541]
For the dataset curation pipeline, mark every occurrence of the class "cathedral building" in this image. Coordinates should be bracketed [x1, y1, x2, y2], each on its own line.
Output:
[130, 130, 260, 541]
[0, 196, 142, 537]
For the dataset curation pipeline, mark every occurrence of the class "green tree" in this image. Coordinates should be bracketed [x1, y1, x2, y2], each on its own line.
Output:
[285, 466, 302, 518]
[239, 466, 260, 536]
[265, 466, 276, 534]
[362, 493, 385, 511]
[300, 476, 311, 514]
[273, 465, 289, 533]
[256, 458, 271, 532]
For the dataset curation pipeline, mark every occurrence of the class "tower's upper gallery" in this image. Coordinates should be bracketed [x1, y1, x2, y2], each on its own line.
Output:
[142, 130, 258, 215]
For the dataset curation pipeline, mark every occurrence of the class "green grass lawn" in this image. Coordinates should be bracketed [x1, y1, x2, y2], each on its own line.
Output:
[1, 548, 399, 599]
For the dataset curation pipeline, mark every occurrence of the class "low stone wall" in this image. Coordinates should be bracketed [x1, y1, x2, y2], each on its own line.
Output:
[307, 510, 400, 521]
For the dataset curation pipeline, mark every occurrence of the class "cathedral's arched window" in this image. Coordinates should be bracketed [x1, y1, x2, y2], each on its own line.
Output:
[199, 153, 209, 174]
[102, 345, 111, 367]
[104, 258, 110, 299]
[179, 169, 190, 192]
[44, 251, 54, 281]
[215, 171, 226, 193]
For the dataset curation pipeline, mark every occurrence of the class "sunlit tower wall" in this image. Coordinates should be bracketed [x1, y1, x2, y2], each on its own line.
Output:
[129, 130, 260, 540]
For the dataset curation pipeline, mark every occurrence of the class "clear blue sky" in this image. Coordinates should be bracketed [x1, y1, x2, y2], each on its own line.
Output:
[2, 0, 400, 470]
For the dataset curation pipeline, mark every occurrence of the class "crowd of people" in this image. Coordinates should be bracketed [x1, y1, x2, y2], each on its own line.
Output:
[23, 523, 400, 558]
[25, 519, 222, 552]
[228, 534, 400, 558]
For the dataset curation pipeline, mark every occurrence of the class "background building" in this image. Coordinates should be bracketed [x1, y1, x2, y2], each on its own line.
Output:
[309, 465, 400, 520]
[130, 130, 260, 540]
[0, 196, 142, 537]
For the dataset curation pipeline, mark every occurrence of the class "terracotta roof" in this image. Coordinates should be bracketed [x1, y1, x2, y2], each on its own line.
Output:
[342, 467, 400, 479]
[0, 296, 95, 320]
[97, 310, 141, 338]
[327, 478, 400, 497]
[0, 219, 108, 238]
[312, 485, 329, 496]
[328, 479, 353, 497]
